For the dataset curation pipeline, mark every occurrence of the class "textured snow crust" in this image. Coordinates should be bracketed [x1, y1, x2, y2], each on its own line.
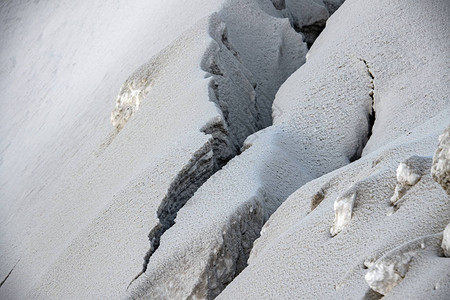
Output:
[127, 0, 342, 298]
[0, 1, 223, 299]
[221, 118, 450, 299]
[219, 0, 450, 299]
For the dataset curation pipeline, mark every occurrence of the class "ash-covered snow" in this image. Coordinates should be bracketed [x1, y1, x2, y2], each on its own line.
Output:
[1, 0, 449, 299]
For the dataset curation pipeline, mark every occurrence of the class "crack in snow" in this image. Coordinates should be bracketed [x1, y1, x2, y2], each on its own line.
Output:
[128, 131, 232, 288]
[360, 58, 376, 140]
[348, 57, 376, 162]
[128, 15, 266, 288]
[0, 259, 19, 289]
[270, 0, 286, 11]
[128, 1, 345, 295]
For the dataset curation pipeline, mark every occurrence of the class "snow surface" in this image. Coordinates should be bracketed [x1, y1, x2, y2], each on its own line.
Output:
[1, 0, 449, 299]
[219, 0, 450, 298]
[0, 0, 223, 298]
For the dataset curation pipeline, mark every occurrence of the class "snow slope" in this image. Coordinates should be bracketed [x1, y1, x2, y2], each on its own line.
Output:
[0, 1, 225, 298]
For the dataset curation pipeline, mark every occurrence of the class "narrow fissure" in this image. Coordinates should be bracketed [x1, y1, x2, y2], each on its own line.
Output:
[0, 259, 19, 289]
[361, 58, 376, 140]
[128, 123, 233, 288]
[128, 21, 256, 286]
[349, 58, 376, 162]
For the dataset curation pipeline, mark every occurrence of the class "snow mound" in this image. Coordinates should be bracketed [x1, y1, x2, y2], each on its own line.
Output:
[126, 0, 337, 297]
[221, 117, 450, 299]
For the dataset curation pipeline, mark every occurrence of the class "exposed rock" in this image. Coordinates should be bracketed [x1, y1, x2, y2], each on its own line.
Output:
[390, 156, 432, 208]
[432, 126, 450, 195]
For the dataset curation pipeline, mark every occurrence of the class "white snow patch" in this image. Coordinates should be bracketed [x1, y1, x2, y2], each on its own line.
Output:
[442, 223, 450, 257]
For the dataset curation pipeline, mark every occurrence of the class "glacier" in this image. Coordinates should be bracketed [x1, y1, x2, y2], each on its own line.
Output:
[0, 0, 449, 299]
